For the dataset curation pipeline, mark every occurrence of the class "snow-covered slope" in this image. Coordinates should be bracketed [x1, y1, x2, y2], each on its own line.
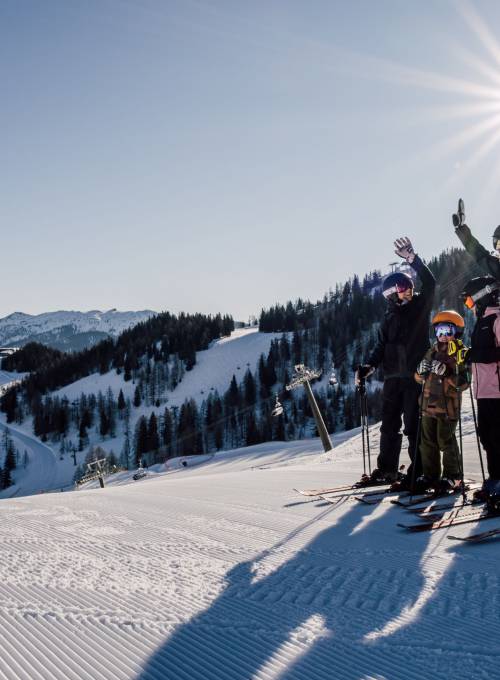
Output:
[0, 399, 497, 680]
[55, 327, 281, 407]
[0, 328, 283, 497]
[54, 327, 281, 406]
[0, 309, 157, 351]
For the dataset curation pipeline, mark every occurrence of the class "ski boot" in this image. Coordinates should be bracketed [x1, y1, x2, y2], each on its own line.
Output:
[474, 479, 500, 507]
[439, 478, 464, 493]
[358, 468, 397, 488]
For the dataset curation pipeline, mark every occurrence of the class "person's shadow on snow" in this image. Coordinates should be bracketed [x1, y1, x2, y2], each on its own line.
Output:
[135, 491, 460, 680]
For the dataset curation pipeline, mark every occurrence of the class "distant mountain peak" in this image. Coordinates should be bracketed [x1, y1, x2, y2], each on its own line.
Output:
[0, 309, 158, 351]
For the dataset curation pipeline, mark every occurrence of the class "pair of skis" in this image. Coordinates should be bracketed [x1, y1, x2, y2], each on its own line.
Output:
[293, 481, 393, 497]
[398, 505, 500, 533]
[295, 482, 500, 543]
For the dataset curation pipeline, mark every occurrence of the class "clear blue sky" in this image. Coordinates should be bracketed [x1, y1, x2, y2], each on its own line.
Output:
[2, 0, 500, 321]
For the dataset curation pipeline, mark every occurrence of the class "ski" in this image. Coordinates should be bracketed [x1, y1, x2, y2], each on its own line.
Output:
[408, 498, 482, 516]
[398, 507, 500, 533]
[355, 490, 412, 505]
[415, 504, 485, 522]
[391, 483, 477, 509]
[294, 481, 391, 497]
[321, 489, 398, 505]
[448, 527, 500, 543]
[391, 491, 452, 508]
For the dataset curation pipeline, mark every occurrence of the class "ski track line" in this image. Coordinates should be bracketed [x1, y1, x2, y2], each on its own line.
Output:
[4, 504, 500, 628]
[1, 548, 498, 676]
[47, 615, 151, 679]
[3, 487, 500, 678]
[4, 546, 499, 641]
[11, 612, 117, 680]
[0, 610, 69, 680]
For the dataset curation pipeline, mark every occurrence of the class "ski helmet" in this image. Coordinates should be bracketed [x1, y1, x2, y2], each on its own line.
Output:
[493, 225, 500, 250]
[382, 272, 414, 301]
[431, 310, 465, 338]
[461, 276, 500, 312]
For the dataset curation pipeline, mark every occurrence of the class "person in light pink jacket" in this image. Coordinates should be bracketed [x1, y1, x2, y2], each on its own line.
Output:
[462, 276, 500, 503]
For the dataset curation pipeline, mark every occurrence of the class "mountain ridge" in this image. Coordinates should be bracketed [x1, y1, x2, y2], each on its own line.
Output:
[0, 308, 158, 351]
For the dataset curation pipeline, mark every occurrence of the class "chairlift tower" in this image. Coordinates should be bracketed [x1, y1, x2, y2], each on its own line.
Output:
[286, 364, 333, 452]
[86, 458, 106, 488]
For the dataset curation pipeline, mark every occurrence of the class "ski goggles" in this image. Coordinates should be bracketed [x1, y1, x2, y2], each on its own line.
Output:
[434, 323, 456, 338]
[383, 281, 413, 298]
[463, 282, 499, 309]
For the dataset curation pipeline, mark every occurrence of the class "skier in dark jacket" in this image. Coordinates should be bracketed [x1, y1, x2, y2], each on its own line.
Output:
[453, 199, 500, 280]
[355, 237, 436, 486]
[461, 276, 500, 506]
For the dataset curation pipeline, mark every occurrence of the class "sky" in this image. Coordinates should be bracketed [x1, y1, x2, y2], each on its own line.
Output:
[3, 0, 500, 322]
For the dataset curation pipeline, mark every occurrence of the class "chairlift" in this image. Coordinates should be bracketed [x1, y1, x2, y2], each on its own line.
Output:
[133, 467, 147, 481]
[271, 395, 284, 417]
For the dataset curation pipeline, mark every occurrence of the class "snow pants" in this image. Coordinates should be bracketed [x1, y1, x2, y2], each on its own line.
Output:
[477, 399, 500, 479]
[377, 377, 422, 480]
[419, 415, 461, 480]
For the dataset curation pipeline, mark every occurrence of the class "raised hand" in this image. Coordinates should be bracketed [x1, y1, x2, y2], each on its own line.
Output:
[394, 237, 416, 263]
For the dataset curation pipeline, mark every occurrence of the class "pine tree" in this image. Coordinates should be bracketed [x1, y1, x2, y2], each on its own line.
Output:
[148, 413, 160, 457]
[243, 369, 257, 406]
[134, 416, 149, 465]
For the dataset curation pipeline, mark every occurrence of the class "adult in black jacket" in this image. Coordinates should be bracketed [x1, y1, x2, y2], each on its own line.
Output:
[356, 237, 436, 484]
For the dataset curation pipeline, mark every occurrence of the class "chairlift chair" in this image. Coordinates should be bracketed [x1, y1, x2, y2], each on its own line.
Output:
[271, 395, 284, 417]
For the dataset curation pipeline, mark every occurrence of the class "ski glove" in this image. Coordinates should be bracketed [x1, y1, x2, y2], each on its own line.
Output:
[355, 365, 375, 385]
[416, 358, 432, 375]
[430, 360, 447, 376]
[394, 237, 416, 264]
[452, 198, 466, 228]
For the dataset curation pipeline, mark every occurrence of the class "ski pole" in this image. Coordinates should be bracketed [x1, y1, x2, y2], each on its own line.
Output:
[452, 367, 467, 503]
[409, 382, 425, 496]
[442, 412, 466, 504]
[358, 380, 367, 476]
[468, 381, 486, 483]
[363, 390, 372, 474]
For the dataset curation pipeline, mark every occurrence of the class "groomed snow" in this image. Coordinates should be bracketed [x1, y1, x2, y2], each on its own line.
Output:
[0, 390, 498, 680]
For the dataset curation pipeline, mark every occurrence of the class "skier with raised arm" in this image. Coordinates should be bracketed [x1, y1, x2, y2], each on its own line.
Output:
[355, 237, 436, 488]
[453, 198, 500, 279]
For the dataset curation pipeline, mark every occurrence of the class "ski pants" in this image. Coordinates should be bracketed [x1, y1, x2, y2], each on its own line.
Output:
[377, 377, 422, 479]
[477, 399, 500, 479]
[419, 416, 461, 480]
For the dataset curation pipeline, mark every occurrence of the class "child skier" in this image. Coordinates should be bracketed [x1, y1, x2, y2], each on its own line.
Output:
[414, 310, 469, 492]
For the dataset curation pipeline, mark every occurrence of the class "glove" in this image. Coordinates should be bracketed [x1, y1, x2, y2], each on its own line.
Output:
[452, 198, 465, 228]
[416, 358, 431, 375]
[431, 360, 447, 376]
[355, 365, 374, 385]
[394, 237, 416, 264]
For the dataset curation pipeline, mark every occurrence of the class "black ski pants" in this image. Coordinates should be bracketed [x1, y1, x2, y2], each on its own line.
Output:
[377, 377, 422, 479]
[477, 399, 500, 479]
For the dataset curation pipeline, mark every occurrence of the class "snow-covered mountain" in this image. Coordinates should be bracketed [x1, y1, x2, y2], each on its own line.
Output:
[0, 309, 157, 351]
